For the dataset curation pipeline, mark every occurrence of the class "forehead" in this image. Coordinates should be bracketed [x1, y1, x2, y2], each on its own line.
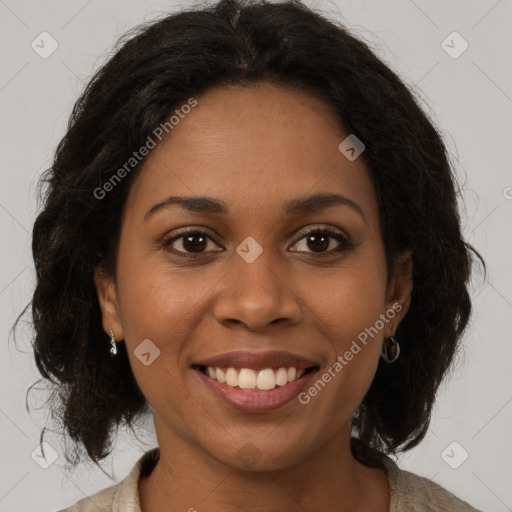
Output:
[126, 83, 377, 222]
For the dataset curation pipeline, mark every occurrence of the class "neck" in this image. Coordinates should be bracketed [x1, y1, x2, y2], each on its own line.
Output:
[139, 420, 389, 512]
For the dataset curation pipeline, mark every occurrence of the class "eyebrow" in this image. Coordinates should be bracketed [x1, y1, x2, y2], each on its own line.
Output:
[144, 192, 367, 223]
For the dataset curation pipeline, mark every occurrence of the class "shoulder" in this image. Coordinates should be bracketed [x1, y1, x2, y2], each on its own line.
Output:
[56, 482, 119, 512]
[382, 455, 483, 511]
[56, 448, 160, 512]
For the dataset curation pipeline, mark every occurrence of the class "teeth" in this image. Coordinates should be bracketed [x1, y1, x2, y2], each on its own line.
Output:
[225, 367, 238, 386]
[239, 368, 257, 389]
[275, 367, 288, 386]
[203, 366, 308, 390]
[256, 368, 276, 390]
[215, 368, 226, 383]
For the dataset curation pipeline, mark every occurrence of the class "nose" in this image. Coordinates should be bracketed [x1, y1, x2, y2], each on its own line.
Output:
[213, 249, 303, 332]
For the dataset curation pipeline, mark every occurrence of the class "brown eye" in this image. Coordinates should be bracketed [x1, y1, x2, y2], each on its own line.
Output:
[291, 228, 354, 257]
[305, 232, 330, 252]
[162, 229, 218, 256]
[180, 233, 208, 252]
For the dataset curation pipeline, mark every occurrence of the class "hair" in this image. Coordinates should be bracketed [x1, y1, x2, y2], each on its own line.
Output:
[15, 0, 485, 471]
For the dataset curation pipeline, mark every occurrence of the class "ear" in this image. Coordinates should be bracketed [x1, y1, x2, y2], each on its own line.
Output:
[385, 249, 413, 333]
[93, 266, 123, 341]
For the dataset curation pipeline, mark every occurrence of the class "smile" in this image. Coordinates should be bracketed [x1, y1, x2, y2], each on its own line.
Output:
[199, 365, 315, 390]
[193, 364, 320, 412]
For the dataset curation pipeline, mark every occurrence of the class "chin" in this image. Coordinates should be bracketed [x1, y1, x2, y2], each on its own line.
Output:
[202, 434, 314, 473]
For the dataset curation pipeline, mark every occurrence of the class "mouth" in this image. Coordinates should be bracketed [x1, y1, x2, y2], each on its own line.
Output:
[192, 364, 320, 391]
[191, 364, 321, 412]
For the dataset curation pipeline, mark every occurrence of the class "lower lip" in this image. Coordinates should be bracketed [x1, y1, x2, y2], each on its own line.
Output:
[194, 367, 319, 412]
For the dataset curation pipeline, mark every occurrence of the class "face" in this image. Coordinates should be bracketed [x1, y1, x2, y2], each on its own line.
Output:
[95, 83, 412, 471]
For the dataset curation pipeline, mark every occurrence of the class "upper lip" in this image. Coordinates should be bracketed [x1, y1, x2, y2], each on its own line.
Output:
[192, 350, 321, 371]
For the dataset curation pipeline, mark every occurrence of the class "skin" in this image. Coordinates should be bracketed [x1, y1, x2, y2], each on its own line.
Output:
[94, 82, 413, 512]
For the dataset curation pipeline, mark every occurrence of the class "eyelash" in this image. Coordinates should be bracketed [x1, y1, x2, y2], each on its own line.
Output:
[161, 226, 355, 259]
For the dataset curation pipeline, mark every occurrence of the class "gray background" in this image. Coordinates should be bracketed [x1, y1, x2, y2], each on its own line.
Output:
[1, 0, 511, 510]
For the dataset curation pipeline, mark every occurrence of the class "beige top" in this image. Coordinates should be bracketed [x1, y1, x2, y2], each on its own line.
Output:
[57, 447, 482, 512]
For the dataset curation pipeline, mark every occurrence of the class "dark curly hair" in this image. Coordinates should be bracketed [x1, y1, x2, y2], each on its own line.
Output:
[15, 0, 485, 472]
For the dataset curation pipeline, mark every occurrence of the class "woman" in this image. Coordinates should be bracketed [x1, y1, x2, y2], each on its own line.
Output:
[26, 0, 484, 510]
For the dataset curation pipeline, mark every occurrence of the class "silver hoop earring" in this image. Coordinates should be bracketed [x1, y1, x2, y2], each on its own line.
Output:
[110, 329, 117, 357]
[381, 336, 400, 363]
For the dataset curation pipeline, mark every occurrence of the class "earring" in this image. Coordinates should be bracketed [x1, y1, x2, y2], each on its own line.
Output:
[381, 336, 400, 363]
[110, 329, 117, 356]
[381, 323, 400, 363]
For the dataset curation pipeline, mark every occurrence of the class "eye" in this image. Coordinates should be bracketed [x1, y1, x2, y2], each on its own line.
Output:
[290, 227, 354, 257]
[161, 229, 221, 258]
[161, 226, 354, 259]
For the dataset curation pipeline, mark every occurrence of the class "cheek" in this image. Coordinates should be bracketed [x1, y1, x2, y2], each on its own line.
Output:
[309, 256, 387, 342]
[301, 252, 387, 402]
[300, 288, 384, 423]
[116, 239, 211, 335]
[114, 253, 226, 405]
